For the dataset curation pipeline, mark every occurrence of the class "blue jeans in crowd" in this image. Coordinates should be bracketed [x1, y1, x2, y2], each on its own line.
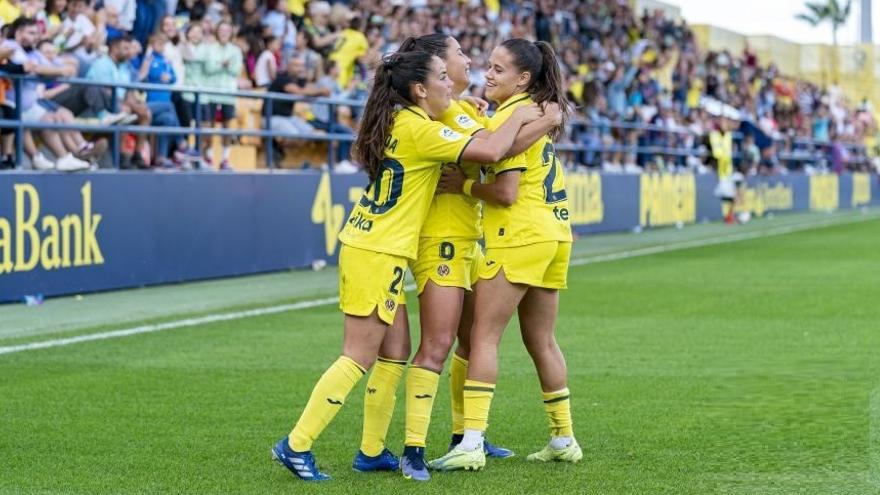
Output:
[148, 101, 182, 159]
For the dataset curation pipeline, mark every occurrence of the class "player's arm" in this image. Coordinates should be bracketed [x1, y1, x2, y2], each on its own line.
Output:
[459, 104, 541, 163]
[473, 102, 562, 158]
[437, 164, 521, 207]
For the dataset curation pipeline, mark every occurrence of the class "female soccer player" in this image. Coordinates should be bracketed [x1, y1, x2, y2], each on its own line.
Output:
[271, 49, 542, 482]
[353, 34, 563, 481]
[429, 39, 583, 472]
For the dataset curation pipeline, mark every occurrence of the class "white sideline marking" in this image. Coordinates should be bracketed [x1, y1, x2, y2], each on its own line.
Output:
[0, 297, 339, 356]
[0, 213, 876, 356]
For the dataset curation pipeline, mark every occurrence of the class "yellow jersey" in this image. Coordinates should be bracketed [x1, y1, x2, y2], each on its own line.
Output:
[330, 28, 369, 87]
[339, 105, 474, 260]
[482, 93, 572, 248]
[709, 130, 733, 179]
[419, 99, 486, 240]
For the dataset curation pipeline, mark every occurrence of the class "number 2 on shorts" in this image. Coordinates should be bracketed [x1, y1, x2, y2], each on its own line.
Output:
[389, 266, 404, 295]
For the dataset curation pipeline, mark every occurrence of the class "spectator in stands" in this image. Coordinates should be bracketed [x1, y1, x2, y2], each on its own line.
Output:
[103, 5, 127, 42]
[201, 20, 241, 169]
[179, 22, 215, 169]
[134, 32, 188, 168]
[265, 55, 317, 150]
[43, 0, 66, 40]
[180, 21, 205, 107]
[158, 15, 192, 133]
[45, 37, 131, 125]
[104, 0, 134, 33]
[237, 31, 260, 88]
[294, 27, 322, 80]
[3, 16, 93, 170]
[253, 35, 279, 89]
[86, 35, 151, 168]
[310, 59, 353, 169]
[303, 1, 338, 59]
[263, 0, 296, 62]
[233, 0, 262, 37]
[59, 0, 101, 72]
[327, 7, 367, 89]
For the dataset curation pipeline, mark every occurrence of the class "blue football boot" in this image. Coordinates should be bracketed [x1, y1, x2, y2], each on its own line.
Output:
[400, 446, 430, 481]
[271, 437, 331, 482]
[352, 448, 400, 472]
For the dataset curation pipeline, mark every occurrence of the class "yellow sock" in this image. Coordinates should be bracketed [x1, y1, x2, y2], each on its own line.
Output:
[462, 379, 495, 432]
[542, 388, 573, 437]
[289, 355, 365, 451]
[360, 357, 406, 456]
[449, 354, 468, 435]
[404, 366, 440, 447]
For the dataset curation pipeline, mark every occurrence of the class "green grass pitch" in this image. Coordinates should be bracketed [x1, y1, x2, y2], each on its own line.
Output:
[1, 213, 879, 494]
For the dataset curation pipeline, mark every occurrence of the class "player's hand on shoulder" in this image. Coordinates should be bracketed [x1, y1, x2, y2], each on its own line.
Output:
[514, 103, 543, 124]
[436, 164, 466, 195]
[542, 102, 563, 126]
[461, 95, 489, 115]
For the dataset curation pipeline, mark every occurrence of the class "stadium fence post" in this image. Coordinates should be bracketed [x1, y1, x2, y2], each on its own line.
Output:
[110, 87, 120, 168]
[194, 92, 202, 156]
[13, 78, 22, 167]
[265, 96, 274, 169]
[327, 98, 336, 168]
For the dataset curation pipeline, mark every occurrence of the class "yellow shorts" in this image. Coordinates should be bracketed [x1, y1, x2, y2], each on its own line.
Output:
[478, 241, 571, 289]
[410, 238, 483, 295]
[338, 244, 407, 325]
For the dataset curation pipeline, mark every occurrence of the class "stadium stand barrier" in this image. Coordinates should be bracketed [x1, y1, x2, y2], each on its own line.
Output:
[0, 73, 359, 170]
[0, 74, 870, 172]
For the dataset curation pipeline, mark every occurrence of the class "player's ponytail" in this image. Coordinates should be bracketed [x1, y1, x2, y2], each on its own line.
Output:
[354, 50, 435, 181]
[501, 38, 571, 140]
[398, 34, 451, 59]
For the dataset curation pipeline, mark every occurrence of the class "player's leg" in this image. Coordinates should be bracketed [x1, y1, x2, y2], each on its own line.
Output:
[400, 281, 464, 481]
[274, 246, 405, 482]
[448, 243, 480, 446]
[447, 289, 472, 447]
[354, 305, 410, 472]
[518, 287, 582, 463]
[273, 311, 387, 481]
[429, 269, 527, 471]
[448, 286, 515, 458]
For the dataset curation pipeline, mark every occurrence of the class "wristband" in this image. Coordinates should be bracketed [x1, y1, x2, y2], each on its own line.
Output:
[463, 179, 475, 197]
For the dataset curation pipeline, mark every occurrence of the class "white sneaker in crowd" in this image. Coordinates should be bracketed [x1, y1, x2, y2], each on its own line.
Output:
[99, 111, 137, 126]
[333, 159, 359, 174]
[56, 153, 90, 172]
[32, 152, 55, 170]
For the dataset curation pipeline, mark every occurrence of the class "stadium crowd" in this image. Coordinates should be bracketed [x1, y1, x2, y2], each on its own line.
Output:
[0, 0, 876, 173]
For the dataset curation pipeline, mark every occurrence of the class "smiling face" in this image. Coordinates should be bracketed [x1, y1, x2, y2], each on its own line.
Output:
[216, 23, 232, 44]
[161, 16, 177, 38]
[484, 45, 530, 104]
[441, 36, 471, 95]
[412, 55, 454, 119]
[187, 24, 204, 44]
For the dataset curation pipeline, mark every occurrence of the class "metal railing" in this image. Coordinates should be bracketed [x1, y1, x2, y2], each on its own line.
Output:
[0, 73, 359, 169]
[565, 119, 870, 169]
[0, 73, 869, 172]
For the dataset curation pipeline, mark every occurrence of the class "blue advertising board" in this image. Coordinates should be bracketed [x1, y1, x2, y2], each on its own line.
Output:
[0, 171, 876, 302]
